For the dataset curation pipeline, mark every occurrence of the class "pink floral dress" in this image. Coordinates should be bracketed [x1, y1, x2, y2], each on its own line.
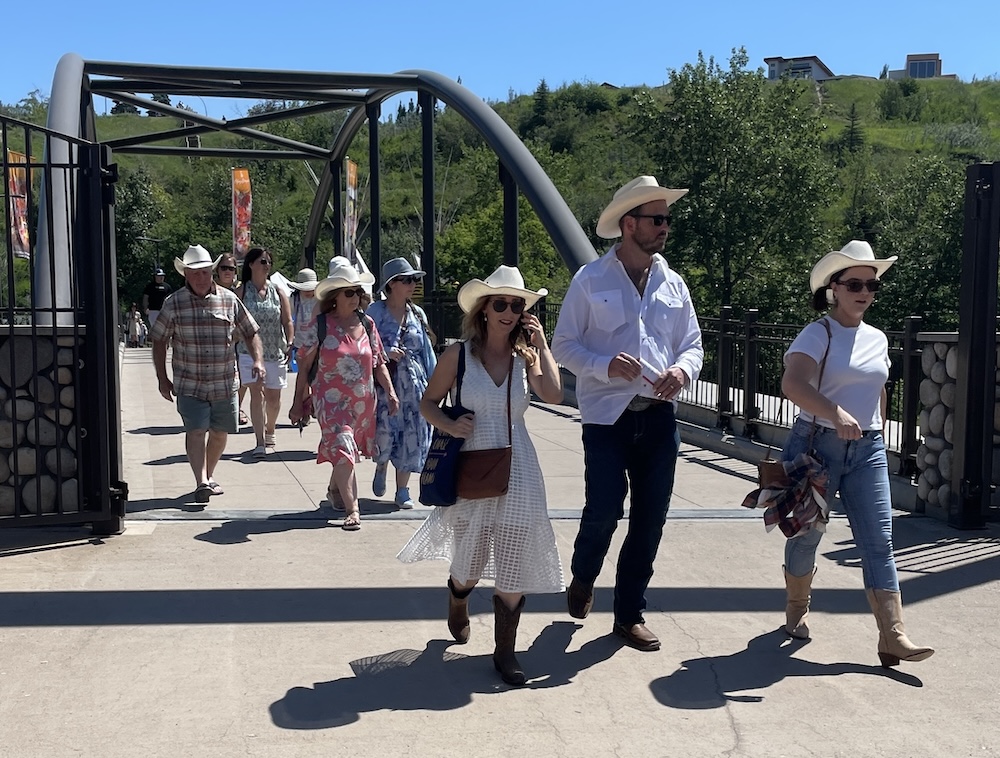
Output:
[300, 313, 386, 467]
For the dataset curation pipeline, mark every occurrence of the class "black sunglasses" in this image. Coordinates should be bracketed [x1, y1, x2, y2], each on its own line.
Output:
[834, 278, 881, 293]
[218, 265, 237, 273]
[628, 213, 672, 227]
[490, 298, 525, 314]
[256, 258, 272, 266]
[340, 288, 363, 298]
[393, 275, 420, 285]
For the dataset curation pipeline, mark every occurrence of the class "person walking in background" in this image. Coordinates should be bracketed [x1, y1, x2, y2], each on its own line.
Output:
[214, 253, 249, 427]
[125, 303, 143, 348]
[288, 261, 399, 531]
[398, 265, 564, 686]
[142, 267, 172, 330]
[150, 244, 263, 503]
[288, 267, 319, 378]
[778, 240, 933, 668]
[367, 257, 437, 509]
[236, 247, 293, 457]
[552, 176, 703, 652]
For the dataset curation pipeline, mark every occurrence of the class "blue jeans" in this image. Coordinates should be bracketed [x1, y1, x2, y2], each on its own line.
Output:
[572, 403, 680, 625]
[782, 419, 899, 591]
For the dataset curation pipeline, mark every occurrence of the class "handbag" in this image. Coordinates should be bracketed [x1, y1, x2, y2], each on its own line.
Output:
[743, 318, 833, 538]
[455, 355, 513, 500]
[419, 343, 472, 507]
[386, 307, 408, 381]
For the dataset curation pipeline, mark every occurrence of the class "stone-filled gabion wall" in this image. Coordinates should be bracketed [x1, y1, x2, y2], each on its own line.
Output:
[0, 334, 80, 517]
[915, 336, 1000, 515]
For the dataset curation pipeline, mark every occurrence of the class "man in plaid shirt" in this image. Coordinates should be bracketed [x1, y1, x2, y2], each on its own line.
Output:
[151, 245, 264, 503]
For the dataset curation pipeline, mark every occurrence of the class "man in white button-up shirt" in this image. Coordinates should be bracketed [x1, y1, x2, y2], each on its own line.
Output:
[552, 176, 703, 652]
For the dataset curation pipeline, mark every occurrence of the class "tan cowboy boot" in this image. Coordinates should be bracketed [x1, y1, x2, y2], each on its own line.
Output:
[783, 565, 817, 639]
[865, 589, 935, 668]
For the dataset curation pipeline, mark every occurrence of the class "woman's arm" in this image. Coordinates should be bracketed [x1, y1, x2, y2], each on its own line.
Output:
[522, 312, 562, 403]
[278, 289, 293, 348]
[420, 343, 474, 438]
[782, 352, 862, 440]
[288, 345, 316, 424]
[374, 362, 400, 415]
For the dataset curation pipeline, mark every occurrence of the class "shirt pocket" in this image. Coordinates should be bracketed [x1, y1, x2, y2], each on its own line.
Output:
[647, 292, 683, 337]
[589, 289, 628, 334]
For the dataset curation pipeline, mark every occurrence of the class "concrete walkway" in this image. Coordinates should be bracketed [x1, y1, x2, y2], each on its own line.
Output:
[0, 348, 997, 757]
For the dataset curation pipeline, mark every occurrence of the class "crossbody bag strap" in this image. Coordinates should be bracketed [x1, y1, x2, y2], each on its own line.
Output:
[454, 341, 467, 407]
[806, 317, 834, 450]
[505, 353, 513, 447]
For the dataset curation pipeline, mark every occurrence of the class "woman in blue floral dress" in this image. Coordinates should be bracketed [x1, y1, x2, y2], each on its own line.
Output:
[367, 258, 437, 508]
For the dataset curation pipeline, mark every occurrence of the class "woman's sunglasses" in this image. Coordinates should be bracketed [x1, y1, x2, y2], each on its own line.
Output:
[218, 265, 237, 273]
[339, 288, 364, 298]
[393, 275, 420, 285]
[256, 258, 272, 266]
[834, 278, 881, 293]
[490, 298, 525, 314]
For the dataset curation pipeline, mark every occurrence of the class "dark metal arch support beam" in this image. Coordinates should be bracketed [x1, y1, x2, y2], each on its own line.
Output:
[419, 91, 436, 288]
[367, 102, 382, 277]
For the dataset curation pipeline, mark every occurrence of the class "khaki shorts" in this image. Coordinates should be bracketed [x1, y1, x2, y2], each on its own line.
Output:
[238, 353, 287, 390]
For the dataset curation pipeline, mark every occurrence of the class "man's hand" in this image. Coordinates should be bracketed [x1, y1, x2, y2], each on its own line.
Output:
[157, 376, 175, 402]
[608, 353, 641, 382]
[653, 367, 689, 400]
[252, 361, 266, 382]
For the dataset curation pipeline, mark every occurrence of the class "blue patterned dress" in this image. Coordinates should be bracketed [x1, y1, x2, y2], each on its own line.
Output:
[367, 300, 437, 473]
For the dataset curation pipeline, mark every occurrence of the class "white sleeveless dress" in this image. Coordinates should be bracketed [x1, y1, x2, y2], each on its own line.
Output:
[397, 344, 565, 595]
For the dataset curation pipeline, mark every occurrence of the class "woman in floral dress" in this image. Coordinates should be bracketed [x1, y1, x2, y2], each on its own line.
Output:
[289, 261, 399, 530]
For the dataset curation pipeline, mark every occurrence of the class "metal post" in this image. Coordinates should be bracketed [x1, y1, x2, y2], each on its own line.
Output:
[499, 163, 518, 267]
[899, 315, 922, 481]
[367, 102, 382, 279]
[742, 309, 760, 439]
[419, 91, 438, 343]
[949, 162, 1000, 530]
[717, 306, 733, 430]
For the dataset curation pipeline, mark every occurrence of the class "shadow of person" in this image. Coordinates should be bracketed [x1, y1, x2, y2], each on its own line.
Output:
[194, 514, 333, 544]
[650, 628, 921, 710]
[522, 620, 624, 689]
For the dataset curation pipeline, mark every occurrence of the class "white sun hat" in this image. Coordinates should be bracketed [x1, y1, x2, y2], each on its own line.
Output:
[596, 176, 689, 239]
[809, 240, 897, 294]
[456, 264, 548, 314]
[173, 244, 220, 276]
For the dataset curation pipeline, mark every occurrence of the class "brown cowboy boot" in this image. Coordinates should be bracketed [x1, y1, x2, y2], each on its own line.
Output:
[447, 577, 474, 644]
[492, 595, 526, 686]
[865, 589, 935, 668]
[783, 565, 817, 639]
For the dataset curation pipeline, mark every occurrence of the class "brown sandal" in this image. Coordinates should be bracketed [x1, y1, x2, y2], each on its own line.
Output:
[341, 511, 361, 531]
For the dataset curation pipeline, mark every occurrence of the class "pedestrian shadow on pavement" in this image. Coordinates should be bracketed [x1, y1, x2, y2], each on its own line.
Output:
[126, 425, 184, 436]
[269, 621, 621, 729]
[193, 512, 337, 544]
[649, 628, 920, 710]
[127, 495, 218, 513]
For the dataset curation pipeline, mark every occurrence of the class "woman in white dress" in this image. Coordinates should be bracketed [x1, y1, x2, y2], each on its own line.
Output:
[397, 265, 564, 686]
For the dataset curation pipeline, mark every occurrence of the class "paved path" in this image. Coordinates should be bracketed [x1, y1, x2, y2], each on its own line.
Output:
[0, 347, 997, 758]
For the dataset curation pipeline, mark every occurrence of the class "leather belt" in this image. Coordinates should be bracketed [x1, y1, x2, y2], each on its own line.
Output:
[627, 395, 668, 412]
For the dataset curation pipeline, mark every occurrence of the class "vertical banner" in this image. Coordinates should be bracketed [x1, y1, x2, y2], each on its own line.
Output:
[344, 158, 358, 262]
[7, 150, 30, 260]
[232, 168, 252, 259]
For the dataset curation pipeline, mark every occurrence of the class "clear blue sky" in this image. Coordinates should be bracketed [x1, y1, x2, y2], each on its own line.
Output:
[4, 0, 998, 118]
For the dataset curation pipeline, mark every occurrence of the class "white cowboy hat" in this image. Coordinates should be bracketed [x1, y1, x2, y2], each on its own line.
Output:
[809, 240, 898, 294]
[287, 268, 319, 292]
[379, 257, 425, 295]
[596, 176, 689, 239]
[315, 259, 376, 301]
[173, 244, 220, 276]
[457, 264, 548, 314]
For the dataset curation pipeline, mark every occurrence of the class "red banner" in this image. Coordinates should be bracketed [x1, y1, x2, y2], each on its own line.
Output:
[232, 168, 252, 257]
[344, 159, 358, 258]
[7, 150, 30, 260]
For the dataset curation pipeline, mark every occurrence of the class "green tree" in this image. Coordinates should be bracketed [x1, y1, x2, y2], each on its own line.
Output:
[114, 165, 166, 309]
[110, 100, 141, 115]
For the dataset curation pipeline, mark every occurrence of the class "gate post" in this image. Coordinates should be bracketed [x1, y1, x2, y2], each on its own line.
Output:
[717, 306, 733, 430]
[898, 315, 922, 481]
[742, 309, 760, 440]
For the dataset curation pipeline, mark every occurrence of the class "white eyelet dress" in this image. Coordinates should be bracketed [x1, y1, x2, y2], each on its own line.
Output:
[397, 344, 565, 595]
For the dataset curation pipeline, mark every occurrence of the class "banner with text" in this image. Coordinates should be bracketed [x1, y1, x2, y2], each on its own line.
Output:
[232, 168, 252, 259]
[344, 159, 358, 263]
[6, 150, 30, 260]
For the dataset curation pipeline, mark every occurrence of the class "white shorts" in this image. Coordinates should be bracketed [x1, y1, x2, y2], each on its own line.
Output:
[238, 353, 287, 390]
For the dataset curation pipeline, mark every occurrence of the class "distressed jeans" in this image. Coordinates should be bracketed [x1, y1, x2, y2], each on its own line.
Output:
[782, 418, 899, 591]
[571, 403, 680, 625]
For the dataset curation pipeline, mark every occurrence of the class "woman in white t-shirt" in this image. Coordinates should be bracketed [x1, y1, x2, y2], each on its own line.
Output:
[779, 240, 933, 669]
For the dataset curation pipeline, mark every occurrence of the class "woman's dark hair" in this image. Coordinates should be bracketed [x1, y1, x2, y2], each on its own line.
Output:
[241, 247, 268, 284]
[811, 268, 847, 312]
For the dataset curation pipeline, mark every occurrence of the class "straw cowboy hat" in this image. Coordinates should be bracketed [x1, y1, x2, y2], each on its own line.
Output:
[809, 240, 897, 294]
[379, 257, 425, 295]
[457, 264, 548, 314]
[173, 244, 220, 276]
[315, 259, 376, 301]
[287, 268, 319, 292]
[596, 176, 689, 239]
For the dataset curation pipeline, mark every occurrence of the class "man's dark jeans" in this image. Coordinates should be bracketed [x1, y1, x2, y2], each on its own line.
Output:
[571, 403, 679, 626]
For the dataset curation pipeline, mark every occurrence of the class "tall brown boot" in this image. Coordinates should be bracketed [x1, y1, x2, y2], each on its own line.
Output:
[492, 595, 526, 686]
[865, 588, 935, 668]
[783, 565, 817, 639]
[447, 577, 474, 644]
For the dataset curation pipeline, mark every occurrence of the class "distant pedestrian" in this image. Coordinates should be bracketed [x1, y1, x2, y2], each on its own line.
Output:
[126, 303, 143, 348]
[150, 244, 263, 503]
[142, 267, 172, 330]
[552, 176, 703, 652]
[214, 253, 248, 427]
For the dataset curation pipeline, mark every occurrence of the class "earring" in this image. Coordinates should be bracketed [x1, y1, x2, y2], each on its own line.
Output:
[825, 289, 835, 305]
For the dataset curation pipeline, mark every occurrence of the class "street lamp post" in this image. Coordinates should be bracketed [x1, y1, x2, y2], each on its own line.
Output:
[137, 235, 164, 271]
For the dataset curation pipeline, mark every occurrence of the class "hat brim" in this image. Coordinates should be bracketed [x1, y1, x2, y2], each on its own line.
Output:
[174, 255, 220, 276]
[287, 280, 318, 292]
[597, 187, 689, 239]
[809, 253, 897, 293]
[380, 270, 425, 295]
[457, 280, 548, 314]
[315, 273, 375, 301]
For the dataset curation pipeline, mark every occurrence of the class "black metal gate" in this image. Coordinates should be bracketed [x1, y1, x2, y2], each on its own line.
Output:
[1, 114, 126, 534]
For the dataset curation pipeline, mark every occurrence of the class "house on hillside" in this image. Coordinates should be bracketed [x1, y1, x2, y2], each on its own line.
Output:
[887, 53, 956, 80]
[764, 56, 835, 81]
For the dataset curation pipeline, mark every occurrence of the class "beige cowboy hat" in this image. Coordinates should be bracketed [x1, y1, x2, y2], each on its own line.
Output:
[457, 264, 547, 314]
[173, 244, 220, 276]
[315, 259, 376, 301]
[809, 240, 897, 294]
[596, 176, 689, 239]
[287, 268, 319, 292]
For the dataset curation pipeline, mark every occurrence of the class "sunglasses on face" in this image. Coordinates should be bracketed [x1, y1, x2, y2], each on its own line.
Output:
[393, 275, 420, 285]
[490, 298, 525, 314]
[218, 265, 237, 273]
[339, 288, 363, 299]
[628, 213, 672, 227]
[834, 278, 881, 293]
[256, 258, 272, 266]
